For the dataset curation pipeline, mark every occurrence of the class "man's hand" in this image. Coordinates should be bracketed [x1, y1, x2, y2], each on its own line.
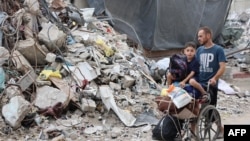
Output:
[209, 78, 217, 86]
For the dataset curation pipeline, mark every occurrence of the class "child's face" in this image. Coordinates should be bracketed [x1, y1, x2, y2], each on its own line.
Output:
[184, 46, 196, 60]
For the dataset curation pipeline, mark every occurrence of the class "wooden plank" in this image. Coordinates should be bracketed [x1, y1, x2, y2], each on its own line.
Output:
[139, 70, 162, 90]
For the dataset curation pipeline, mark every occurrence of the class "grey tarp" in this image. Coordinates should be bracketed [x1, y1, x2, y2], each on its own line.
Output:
[87, 0, 232, 51]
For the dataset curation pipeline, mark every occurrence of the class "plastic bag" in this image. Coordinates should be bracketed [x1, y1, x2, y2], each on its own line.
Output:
[152, 114, 182, 140]
[39, 70, 62, 80]
[168, 86, 193, 109]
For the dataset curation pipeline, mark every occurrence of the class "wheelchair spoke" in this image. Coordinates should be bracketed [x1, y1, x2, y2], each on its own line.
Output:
[196, 105, 221, 141]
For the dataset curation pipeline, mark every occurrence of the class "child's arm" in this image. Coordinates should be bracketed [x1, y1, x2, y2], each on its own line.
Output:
[179, 71, 195, 87]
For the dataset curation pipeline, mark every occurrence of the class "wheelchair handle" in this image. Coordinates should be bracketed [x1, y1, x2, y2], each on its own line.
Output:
[206, 81, 210, 93]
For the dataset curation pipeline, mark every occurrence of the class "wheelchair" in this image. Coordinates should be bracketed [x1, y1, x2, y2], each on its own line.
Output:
[172, 83, 222, 141]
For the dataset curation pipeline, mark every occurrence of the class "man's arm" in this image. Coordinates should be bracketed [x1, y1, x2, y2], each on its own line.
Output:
[210, 62, 226, 85]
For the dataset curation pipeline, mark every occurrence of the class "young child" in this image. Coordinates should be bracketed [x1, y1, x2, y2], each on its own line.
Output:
[166, 41, 209, 103]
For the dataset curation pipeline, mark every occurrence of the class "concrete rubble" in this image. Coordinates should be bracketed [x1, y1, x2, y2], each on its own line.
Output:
[224, 9, 250, 73]
[2, 96, 31, 129]
[0, 0, 249, 140]
[34, 85, 70, 109]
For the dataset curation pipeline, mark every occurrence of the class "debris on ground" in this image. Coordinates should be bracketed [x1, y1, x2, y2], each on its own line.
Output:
[0, 0, 250, 140]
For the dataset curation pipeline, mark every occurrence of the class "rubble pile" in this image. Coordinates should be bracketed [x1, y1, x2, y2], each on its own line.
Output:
[0, 0, 164, 140]
[223, 9, 250, 72]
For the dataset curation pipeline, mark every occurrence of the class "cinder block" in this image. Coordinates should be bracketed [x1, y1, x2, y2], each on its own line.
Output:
[81, 98, 96, 112]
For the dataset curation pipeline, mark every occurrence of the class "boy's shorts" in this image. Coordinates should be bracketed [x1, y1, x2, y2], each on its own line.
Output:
[184, 85, 201, 99]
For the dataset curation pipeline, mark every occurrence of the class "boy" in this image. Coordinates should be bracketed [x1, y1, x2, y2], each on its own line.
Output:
[166, 41, 209, 103]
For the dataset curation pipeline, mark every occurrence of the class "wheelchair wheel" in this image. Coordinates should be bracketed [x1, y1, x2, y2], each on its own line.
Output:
[195, 105, 221, 141]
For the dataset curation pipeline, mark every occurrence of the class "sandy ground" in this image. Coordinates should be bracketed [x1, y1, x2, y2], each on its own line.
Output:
[220, 78, 250, 125]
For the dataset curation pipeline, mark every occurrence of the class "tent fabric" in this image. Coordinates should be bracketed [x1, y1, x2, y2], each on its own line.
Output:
[87, 0, 232, 51]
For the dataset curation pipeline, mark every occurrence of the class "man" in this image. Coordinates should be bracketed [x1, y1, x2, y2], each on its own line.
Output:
[196, 26, 226, 106]
[196, 26, 226, 138]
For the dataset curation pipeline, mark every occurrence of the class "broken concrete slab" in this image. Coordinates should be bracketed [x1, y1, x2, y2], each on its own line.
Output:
[38, 22, 67, 51]
[109, 82, 121, 91]
[17, 38, 47, 65]
[121, 75, 135, 88]
[12, 50, 33, 73]
[34, 85, 69, 109]
[99, 85, 136, 127]
[2, 96, 31, 129]
[63, 62, 98, 86]
[24, 0, 40, 14]
[49, 77, 77, 102]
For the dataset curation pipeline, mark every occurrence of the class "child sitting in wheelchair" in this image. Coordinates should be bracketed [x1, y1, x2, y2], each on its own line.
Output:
[165, 41, 213, 138]
[166, 41, 209, 103]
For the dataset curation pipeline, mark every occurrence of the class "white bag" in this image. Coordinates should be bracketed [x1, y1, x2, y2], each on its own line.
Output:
[168, 86, 193, 109]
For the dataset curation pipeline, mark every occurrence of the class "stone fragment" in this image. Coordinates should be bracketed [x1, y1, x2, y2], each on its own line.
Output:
[17, 38, 47, 65]
[12, 50, 33, 73]
[45, 53, 56, 63]
[81, 98, 96, 112]
[109, 82, 121, 91]
[122, 75, 135, 88]
[2, 96, 31, 129]
[5, 85, 22, 99]
[34, 86, 69, 109]
[38, 23, 66, 51]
